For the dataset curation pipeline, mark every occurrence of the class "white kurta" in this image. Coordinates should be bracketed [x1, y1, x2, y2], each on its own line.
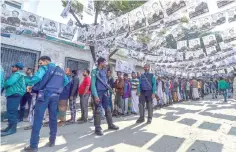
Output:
[131, 90, 139, 113]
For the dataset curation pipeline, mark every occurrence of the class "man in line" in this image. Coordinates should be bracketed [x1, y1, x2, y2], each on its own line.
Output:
[78, 69, 91, 123]
[218, 77, 229, 102]
[1, 63, 26, 136]
[131, 72, 139, 114]
[123, 73, 131, 116]
[210, 78, 217, 99]
[107, 70, 114, 112]
[18, 68, 33, 122]
[24, 56, 69, 152]
[113, 71, 124, 116]
[192, 77, 199, 100]
[67, 70, 80, 124]
[136, 64, 156, 124]
[91, 57, 119, 136]
[58, 68, 72, 127]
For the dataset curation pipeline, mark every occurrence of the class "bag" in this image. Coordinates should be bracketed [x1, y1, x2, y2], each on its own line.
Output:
[143, 74, 153, 90]
[32, 66, 59, 92]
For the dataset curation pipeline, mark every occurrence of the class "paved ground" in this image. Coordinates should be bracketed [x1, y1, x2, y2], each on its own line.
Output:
[1, 96, 236, 152]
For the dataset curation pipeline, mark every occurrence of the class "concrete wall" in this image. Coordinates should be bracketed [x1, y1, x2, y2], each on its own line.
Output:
[1, 34, 93, 71]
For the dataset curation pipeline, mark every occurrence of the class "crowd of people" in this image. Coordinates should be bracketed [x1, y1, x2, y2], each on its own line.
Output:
[0, 56, 235, 152]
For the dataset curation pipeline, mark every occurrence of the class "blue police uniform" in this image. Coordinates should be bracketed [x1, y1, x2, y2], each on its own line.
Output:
[91, 68, 119, 135]
[27, 63, 69, 149]
[137, 72, 156, 124]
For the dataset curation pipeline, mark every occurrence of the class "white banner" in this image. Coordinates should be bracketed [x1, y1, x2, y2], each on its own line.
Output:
[41, 18, 59, 37]
[129, 6, 146, 31]
[77, 26, 87, 43]
[59, 20, 76, 40]
[115, 60, 135, 74]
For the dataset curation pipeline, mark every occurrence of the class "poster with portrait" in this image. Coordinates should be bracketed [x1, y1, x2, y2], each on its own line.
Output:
[188, 19, 200, 31]
[221, 27, 236, 43]
[211, 11, 226, 26]
[161, 0, 187, 16]
[115, 35, 127, 48]
[77, 26, 87, 43]
[19, 10, 40, 33]
[157, 47, 165, 56]
[41, 18, 59, 37]
[172, 27, 185, 41]
[86, 25, 95, 44]
[227, 66, 235, 73]
[142, 0, 164, 25]
[95, 24, 106, 40]
[165, 48, 177, 56]
[1, 4, 22, 34]
[177, 40, 188, 51]
[227, 7, 236, 23]
[189, 38, 201, 50]
[194, 49, 205, 59]
[199, 15, 212, 31]
[206, 46, 217, 56]
[188, 0, 209, 19]
[105, 20, 116, 38]
[116, 14, 129, 35]
[164, 11, 182, 27]
[217, 0, 235, 8]
[95, 43, 109, 60]
[167, 56, 176, 62]
[115, 60, 134, 74]
[59, 20, 77, 40]
[185, 51, 194, 60]
[129, 7, 146, 31]
[219, 42, 233, 52]
[202, 34, 217, 47]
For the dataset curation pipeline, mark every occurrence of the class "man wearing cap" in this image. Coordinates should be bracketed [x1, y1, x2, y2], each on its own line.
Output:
[1, 63, 26, 136]
[91, 57, 119, 136]
[24, 56, 69, 152]
[136, 64, 156, 124]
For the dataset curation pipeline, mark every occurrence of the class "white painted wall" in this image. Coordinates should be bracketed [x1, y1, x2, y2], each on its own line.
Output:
[1, 34, 93, 70]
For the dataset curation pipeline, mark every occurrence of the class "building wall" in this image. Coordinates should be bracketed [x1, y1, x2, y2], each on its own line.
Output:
[1, 34, 93, 71]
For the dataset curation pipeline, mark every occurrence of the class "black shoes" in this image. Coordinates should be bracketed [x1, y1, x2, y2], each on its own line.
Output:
[95, 130, 103, 136]
[136, 118, 145, 123]
[24, 146, 38, 152]
[108, 124, 119, 130]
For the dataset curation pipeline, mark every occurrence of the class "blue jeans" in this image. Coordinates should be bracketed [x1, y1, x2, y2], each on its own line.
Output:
[7, 94, 22, 125]
[30, 90, 59, 148]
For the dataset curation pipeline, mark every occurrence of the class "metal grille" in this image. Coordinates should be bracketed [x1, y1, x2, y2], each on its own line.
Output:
[1, 44, 40, 78]
[65, 57, 90, 77]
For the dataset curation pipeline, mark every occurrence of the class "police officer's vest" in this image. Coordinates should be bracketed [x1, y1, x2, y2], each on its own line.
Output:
[140, 73, 153, 91]
[33, 64, 64, 94]
[96, 69, 107, 91]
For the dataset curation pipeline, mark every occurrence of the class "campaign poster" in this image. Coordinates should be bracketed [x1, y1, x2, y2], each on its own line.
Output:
[95, 24, 105, 40]
[202, 34, 217, 47]
[189, 38, 201, 50]
[129, 6, 146, 31]
[172, 27, 185, 41]
[86, 25, 95, 44]
[188, 19, 200, 31]
[142, 0, 164, 25]
[217, 0, 235, 8]
[227, 7, 236, 23]
[211, 11, 226, 26]
[194, 49, 205, 59]
[199, 15, 212, 31]
[105, 19, 116, 38]
[115, 35, 127, 48]
[206, 46, 217, 56]
[176, 52, 184, 61]
[221, 27, 236, 43]
[161, 0, 187, 16]
[41, 18, 59, 37]
[185, 51, 194, 60]
[188, 0, 209, 19]
[164, 11, 182, 27]
[77, 26, 87, 43]
[165, 48, 177, 56]
[59, 20, 77, 40]
[116, 14, 129, 35]
[115, 60, 134, 74]
[177, 40, 188, 51]
[219, 42, 233, 52]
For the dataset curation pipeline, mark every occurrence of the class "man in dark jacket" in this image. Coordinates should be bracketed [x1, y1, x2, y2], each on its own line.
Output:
[67, 70, 80, 124]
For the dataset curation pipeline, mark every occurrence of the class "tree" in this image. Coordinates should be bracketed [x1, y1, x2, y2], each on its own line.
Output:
[62, 0, 146, 62]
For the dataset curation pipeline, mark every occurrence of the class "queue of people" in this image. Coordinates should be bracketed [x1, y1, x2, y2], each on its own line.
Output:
[0, 56, 235, 152]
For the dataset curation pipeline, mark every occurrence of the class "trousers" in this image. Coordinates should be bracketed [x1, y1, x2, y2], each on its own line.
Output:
[19, 92, 32, 120]
[7, 94, 22, 125]
[69, 96, 77, 122]
[80, 94, 90, 121]
[30, 90, 59, 148]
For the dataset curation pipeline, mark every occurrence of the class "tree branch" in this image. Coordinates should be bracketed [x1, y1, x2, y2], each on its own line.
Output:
[70, 8, 88, 30]
[109, 49, 119, 59]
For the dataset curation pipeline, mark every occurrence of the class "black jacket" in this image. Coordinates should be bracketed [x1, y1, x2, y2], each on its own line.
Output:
[70, 75, 80, 97]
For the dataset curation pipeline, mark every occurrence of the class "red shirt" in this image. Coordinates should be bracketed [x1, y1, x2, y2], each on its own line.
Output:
[78, 76, 91, 95]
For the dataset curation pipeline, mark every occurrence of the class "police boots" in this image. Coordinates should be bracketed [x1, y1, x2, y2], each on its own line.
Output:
[105, 107, 119, 130]
[1, 124, 17, 137]
[1, 125, 11, 132]
[24, 146, 38, 152]
[94, 107, 103, 136]
[136, 103, 145, 123]
[147, 101, 153, 124]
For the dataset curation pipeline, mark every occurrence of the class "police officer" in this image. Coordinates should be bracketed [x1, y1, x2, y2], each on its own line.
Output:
[136, 64, 156, 124]
[91, 57, 119, 136]
[24, 56, 69, 152]
[1, 63, 26, 136]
